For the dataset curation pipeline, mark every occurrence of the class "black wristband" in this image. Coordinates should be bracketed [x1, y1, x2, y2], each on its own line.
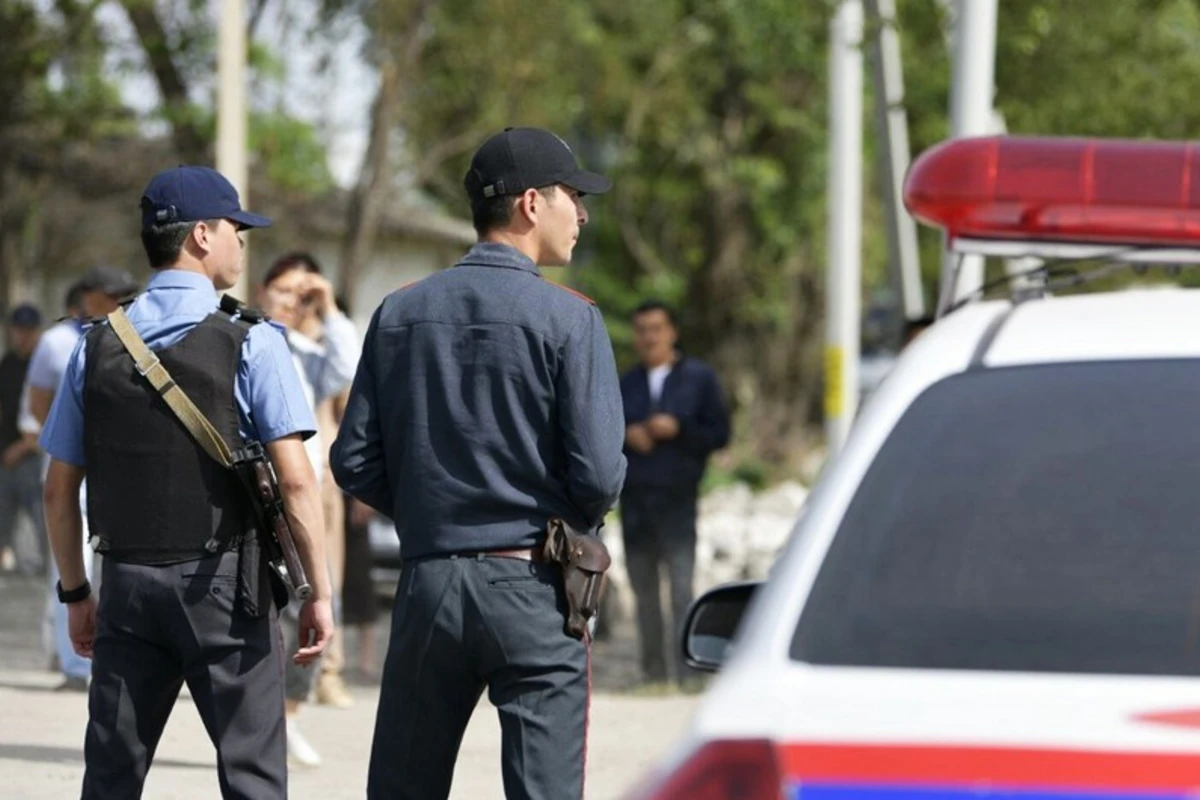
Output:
[56, 579, 91, 604]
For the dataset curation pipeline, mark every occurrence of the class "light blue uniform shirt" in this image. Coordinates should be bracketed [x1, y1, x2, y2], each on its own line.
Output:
[40, 269, 318, 467]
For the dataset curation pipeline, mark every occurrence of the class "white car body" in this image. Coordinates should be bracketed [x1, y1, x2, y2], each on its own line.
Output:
[632, 288, 1200, 799]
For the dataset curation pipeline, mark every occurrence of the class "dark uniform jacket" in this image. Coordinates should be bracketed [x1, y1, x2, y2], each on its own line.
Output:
[331, 242, 627, 558]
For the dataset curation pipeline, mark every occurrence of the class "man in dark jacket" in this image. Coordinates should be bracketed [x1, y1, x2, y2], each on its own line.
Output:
[619, 300, 730, 685]
[332, 126, 626, 800]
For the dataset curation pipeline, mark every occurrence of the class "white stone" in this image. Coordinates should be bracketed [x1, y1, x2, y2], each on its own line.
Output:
[600, 480, 810, 622]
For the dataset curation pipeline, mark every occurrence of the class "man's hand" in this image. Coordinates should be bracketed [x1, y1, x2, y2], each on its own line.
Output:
[2, 440, 29, 468]
[625, 423, 656, 454]
[646, 413, 681, 441]
[301, 274, 338, 319]
[67, 596, 98, 658]
[294, 597, 335, 666]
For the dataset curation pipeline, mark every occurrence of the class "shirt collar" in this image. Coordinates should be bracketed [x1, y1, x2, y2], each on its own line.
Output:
[146, 269, 219, 295]
[456, 242, 541, 275]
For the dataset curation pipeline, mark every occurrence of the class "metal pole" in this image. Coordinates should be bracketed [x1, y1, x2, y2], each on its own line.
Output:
[939, 0, 998, 305]
[864, 0, 925, 326]
[217, 0, 250, 300]
[825, 0, 863, 455]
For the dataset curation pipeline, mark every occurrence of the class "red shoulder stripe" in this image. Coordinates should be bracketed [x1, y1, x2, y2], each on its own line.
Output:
[551, 283, 596, 305]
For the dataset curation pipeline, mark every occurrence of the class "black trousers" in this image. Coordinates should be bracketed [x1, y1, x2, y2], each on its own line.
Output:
[368, 554, 589, 800]
[82, 550, 286, 800]
[620, 487, 698, 683]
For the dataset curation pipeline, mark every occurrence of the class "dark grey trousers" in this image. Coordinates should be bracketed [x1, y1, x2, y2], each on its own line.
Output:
[620, 488, 698, 683]
[82, 550, 286, 800]
[368, 554, 589, 800]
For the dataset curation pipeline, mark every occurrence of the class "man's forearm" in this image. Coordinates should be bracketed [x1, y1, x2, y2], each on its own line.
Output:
[17, 433, 40, 459]
[44, 461, 86, 589]
[29, 386, 54, 426]
[278, 476, 333, 601]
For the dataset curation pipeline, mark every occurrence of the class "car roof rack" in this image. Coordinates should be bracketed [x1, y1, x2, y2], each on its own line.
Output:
[936, 239, 1200, 318]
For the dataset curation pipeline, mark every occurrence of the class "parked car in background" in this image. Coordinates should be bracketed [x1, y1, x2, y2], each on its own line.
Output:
[368, 513, 402, 599]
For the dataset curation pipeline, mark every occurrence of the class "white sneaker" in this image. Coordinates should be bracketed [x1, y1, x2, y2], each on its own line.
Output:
[286, 718, 322, 768]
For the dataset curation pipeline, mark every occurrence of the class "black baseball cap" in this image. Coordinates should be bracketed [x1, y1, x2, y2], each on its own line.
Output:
[75, 264, 140, 298]
[464, 127, 612, 206]
[140, 166, 272, 233]
[8, 303, 41, 329]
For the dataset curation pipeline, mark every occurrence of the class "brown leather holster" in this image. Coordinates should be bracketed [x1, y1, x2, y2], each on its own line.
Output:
[541, 518, 611, 640]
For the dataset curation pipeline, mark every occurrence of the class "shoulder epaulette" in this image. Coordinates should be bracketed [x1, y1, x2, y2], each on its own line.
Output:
[549, 283, 596, 305]
[218, 293, 268, 324]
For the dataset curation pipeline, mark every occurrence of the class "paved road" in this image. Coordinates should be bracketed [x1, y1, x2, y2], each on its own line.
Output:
[0, 571, 700, 799]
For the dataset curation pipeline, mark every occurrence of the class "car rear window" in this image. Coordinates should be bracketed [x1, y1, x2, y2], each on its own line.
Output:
[791, 359, 1200, 676]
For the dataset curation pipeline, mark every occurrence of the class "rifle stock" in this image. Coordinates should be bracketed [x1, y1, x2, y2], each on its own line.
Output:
[250, 459, 313, 601]
[231, 443, 312, 602]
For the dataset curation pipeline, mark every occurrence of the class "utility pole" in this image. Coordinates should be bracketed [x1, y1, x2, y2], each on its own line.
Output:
[864, 0, 925, 329]
[825, 0, 863, 455]
[217, 0, 250, 300]
[940, 0, 998, 305]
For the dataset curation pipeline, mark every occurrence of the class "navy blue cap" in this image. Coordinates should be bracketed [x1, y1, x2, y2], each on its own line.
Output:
[140, 166, 272, 232]
[8, 303, 41, 329]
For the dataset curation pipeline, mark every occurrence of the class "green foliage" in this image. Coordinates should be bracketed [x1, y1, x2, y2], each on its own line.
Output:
[386, 0, 837, 455]
[250, 112, 335, 195]
[700, 457, 773, 495]
[17, 0, 1200, 458]
[0, 0, 132, 137]
[334, 0, 1200, 457]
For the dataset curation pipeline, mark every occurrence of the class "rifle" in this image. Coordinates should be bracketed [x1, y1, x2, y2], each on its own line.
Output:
[232, 441, 312, 600]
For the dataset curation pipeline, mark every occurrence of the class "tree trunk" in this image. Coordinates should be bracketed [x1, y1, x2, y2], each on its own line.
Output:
[338, 62, 399, 316]
[338, 0, 437, 316]
[118, 0, 208, 163]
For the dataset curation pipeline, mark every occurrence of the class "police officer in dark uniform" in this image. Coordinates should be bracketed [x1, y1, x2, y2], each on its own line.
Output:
[39, 165, 335, 800]
[331, 127, 627, 800]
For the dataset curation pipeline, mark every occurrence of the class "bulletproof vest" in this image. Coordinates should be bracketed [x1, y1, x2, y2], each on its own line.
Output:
[83, 310, 254, 564]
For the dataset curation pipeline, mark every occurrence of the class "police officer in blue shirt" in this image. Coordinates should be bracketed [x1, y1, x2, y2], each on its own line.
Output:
[39, 166, 335, 800]
[332, 127, 627, 800]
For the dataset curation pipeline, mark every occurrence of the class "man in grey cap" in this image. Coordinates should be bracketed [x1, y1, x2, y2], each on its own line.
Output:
[333, 127, 626, 799]
[74, 264, 140, 315]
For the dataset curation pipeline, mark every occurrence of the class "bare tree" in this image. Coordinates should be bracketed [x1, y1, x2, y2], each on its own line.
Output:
[337, 0, 436, 314]
[118, 0, 209, 164]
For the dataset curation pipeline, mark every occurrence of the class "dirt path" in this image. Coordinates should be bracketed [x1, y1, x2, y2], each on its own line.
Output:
[0, 668, 696, 799]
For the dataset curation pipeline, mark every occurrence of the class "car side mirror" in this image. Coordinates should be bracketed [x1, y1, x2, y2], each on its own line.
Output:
[680, 581, 760, 672]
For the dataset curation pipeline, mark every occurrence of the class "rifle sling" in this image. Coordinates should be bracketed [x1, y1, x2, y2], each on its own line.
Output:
[107, 308, 235, 469]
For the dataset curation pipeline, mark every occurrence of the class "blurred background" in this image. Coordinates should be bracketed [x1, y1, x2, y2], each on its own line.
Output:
[8, 1, 1200, 795]
[12, 0, 1200, 480]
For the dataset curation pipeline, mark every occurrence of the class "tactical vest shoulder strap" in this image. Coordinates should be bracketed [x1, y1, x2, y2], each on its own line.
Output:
[106, 308, 234, 468]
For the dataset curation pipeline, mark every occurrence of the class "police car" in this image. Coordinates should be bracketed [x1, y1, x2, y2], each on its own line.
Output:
[629, 136, 1200, 799]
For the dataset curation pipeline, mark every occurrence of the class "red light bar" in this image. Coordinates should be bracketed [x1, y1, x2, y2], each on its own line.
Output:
[903, 135, 1200, 247]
